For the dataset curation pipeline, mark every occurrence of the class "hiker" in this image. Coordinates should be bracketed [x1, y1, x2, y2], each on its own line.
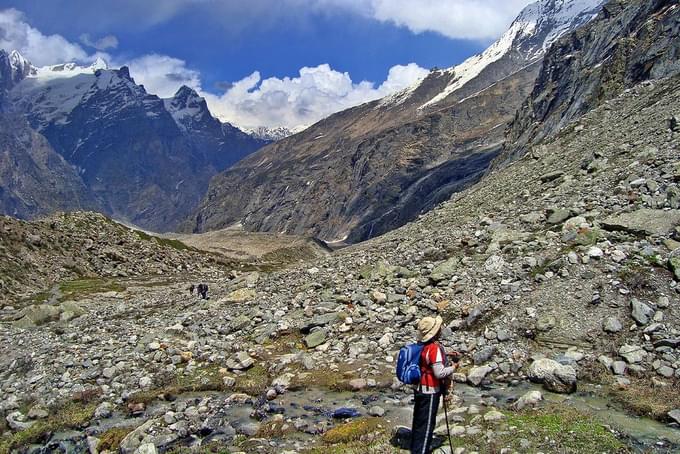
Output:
[197, 283, 209, 299]
[188, 284, 195, 295]
[411, 315, 457, 454]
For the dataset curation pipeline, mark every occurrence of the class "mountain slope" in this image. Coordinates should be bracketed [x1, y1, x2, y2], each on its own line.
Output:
[184, 0, 604, 242]
[0, 115, 100, 219]
[0, 53, 266, 231]
[500, 0, 680, 165]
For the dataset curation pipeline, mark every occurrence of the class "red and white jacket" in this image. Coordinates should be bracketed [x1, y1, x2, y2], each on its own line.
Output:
[418, 342, 455, 394]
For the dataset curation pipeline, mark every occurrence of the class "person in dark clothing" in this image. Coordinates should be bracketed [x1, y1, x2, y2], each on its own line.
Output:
[197, 283, 209, 299]
[411, 315, 456, 454]
[189, 284, 195, 295]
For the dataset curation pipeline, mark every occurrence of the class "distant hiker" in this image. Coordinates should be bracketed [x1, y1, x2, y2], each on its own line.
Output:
[411, 316, 457, 454]
[189, 284, 195, 295]
[197, 283, 209, 299]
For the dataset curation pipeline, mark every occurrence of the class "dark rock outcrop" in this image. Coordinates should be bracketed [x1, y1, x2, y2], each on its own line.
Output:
[500, 0, 680, 166]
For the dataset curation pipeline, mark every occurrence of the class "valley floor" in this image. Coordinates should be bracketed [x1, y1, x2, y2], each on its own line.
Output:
[2, 76, 680, 453]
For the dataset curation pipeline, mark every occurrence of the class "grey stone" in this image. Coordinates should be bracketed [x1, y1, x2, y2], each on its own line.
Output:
[631, 299, 654, 325]
[603, 317, 623, 333]
[304, 329, 327, 348]
[226, 352, 254, 370]
[467, 365, 493, 386]
[602, 209, 680, 236]
[619, 345, 646, 364]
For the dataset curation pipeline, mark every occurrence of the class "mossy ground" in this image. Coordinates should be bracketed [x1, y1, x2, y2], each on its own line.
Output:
[321, 417, 387, 444]
[0, 401, 97, 454]
[609, 378, 680, 422]
[97, 427, 133, 451]
[445, 406, 628, 454]
[59, 278, 125, 301]
[127, 362, 270, 408]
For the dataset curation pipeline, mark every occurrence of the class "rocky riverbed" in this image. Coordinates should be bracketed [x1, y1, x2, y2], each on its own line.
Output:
[2, 73, 680, 454]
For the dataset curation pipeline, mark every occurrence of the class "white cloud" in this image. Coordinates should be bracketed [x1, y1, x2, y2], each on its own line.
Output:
[315, 0, 534, 40]
[0, 8, 92, 65]
[123, 54, 202, 98]
[202, 62, 429, 130]
[80, 33, 119, 51]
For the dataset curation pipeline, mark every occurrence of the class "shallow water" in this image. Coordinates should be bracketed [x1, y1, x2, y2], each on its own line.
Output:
[44, 382, 680, 453]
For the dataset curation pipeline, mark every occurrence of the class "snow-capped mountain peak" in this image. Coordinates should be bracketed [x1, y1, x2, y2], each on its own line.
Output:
[163, 85, 214, 132]
[246, 126, 299, 142]
[395, 0, 604, 110]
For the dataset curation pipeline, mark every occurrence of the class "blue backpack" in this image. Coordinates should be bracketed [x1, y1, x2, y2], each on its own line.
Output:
[396, 343, 424, 384]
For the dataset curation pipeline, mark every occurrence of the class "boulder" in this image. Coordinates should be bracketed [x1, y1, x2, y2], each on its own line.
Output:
[602, 209, 680, 236]
[226, 352, 254, 370]
[304, 329, 327, 348]
[618, 345, 646, 364]
[528, 358, 577, 394]
[430, 257, 459, 282]
[467, 365, 493, 386]
[12, 304, 61, 328]
[546, 208, 571, 224]
[630, 299, 654, 325]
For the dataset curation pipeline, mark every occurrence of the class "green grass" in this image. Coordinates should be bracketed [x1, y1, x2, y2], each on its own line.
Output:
[442, 406, 629, 454]
[133, 230, 193, 251]
[0, 401, 97, 453]
[59, 278, 125, 301]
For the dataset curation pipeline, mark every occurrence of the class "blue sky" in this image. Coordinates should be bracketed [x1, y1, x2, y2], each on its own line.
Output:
[0, 0, 532, 129]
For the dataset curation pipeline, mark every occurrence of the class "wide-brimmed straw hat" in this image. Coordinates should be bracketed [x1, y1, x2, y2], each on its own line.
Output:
[417, 316, 443, 342]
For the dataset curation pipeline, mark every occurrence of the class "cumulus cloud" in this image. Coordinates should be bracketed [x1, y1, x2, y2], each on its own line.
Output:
[315, 0, 533, 40]
[124, 54, 202, 98]
[0, 8, 92, 65]
[80, 33, 119, 51]
[202, 62, 429, 130]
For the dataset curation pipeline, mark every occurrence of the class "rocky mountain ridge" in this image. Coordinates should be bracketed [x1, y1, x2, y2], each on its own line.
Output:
[0, 52, 267, 231]
[184, 0, 605, 243]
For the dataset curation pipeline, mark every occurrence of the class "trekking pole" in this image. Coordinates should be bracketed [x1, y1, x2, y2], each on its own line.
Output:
[442, 393, 453, 450]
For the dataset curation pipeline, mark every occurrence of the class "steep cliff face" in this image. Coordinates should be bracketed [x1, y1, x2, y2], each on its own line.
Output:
[1, 55, 265, 231]
[500, 0, 680, 165]
[0, 115, 100, 219]
[185, 0, 604, 242]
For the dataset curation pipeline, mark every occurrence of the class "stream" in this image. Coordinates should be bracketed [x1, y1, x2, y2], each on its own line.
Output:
[39, 381, 680, 453]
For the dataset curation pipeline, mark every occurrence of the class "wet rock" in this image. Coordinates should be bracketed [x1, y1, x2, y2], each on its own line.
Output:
[514, 390, 543, 410]
[528, 358, 577, 394]
[348, 378, 367, 391]
[668, 409, 680, 424]
[369, 406, 385, 417]
[6, 411, 34, 430]
[94, 402, 113, 419]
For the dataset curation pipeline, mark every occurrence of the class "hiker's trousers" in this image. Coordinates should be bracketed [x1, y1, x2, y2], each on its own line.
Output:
[411, 390, 441, 454]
